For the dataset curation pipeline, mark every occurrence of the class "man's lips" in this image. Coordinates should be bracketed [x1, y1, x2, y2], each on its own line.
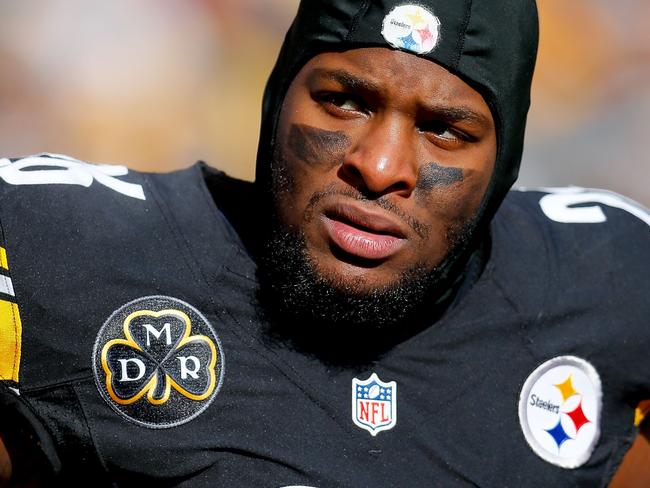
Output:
[321, 202, 408, 260]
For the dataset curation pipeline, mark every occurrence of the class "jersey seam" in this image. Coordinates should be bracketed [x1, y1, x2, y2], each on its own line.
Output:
[346, 0, 371, 42]
[453, 0, 473, 70]
[195, 164, 256, 252]
[72, 383, 113, 480]
[144, 168, 222, 277]
[18, 374, 95, 394]
[526, 194, 559, 347]
[194, 171, 255, 282]
[493, 194, 553, 361]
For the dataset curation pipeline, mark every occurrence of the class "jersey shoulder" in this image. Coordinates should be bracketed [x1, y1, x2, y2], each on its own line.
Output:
[0, 154, 240, 389]
[0, 153, 153, 232]
[490, 186, 649, 312]
[0, 153, 153, 383]
[0, 152, 148, 197]
[0, 153, 229, 240]
[501, 186, 649, 261]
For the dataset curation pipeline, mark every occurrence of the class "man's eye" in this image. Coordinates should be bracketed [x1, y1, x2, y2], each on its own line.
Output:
[419, 121, 467, 146]
[319, 93, 365, 113]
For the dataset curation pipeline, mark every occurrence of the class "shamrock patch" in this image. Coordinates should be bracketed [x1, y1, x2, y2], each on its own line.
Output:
[93, 296, 224, 428]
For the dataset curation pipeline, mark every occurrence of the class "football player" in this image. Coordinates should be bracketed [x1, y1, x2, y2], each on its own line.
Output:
[0, 0, 648, 486]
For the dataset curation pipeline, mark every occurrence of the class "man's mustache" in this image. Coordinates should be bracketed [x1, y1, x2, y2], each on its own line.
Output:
[304, 183, 430, 240]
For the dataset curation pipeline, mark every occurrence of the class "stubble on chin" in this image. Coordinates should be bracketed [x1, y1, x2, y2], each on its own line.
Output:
[256, 205, 477, 364]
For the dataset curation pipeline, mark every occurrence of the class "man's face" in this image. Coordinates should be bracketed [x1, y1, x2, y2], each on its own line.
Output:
[271, 47, 496, 296]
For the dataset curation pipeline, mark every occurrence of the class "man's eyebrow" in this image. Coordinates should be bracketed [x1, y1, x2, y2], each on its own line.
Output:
[308, 68, 492, 128]
[307, 68, 380, 93]
[426, 105, 492, 128]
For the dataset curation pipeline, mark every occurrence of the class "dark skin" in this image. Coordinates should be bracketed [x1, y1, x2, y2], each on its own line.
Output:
[0, 439, 8, 483]
[274, 47, 496, 291]
[610, 420, 650, 487]
[0, 427, 53, 486]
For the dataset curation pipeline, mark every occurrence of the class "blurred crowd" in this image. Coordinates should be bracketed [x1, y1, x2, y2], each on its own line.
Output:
[0, 0, 648, 205]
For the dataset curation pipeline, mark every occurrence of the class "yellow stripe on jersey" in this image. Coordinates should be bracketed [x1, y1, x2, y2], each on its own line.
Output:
[0, 246, 21, 382]
[0, 247, 7, 270]
[634, 400, 650, 427]
[0, 299, 22, 382]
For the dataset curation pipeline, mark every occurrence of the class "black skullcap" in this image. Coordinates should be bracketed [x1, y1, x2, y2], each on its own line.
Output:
[256, 0, 538, 280]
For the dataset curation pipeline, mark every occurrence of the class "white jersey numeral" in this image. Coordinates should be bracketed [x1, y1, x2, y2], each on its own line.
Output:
[518, 187, 649, 226]
[0, 154, 145, 200]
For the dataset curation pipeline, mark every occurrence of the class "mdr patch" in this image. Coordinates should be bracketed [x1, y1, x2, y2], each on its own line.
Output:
[518, 356, 602, 468]
[92, 296, 224, 428]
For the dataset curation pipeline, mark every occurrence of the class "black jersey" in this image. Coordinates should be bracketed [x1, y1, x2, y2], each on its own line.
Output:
[0, 154, 648, 486]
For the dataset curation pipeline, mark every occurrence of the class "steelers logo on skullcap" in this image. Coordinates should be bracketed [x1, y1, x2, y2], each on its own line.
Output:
[381, 4, 441, 55]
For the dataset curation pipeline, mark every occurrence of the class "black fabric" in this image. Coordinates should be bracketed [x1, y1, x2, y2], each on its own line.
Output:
[256, 0, 538, 286]
[0, 384, 59, 484]
[201, 165, 260, 256]
[0, 157, 648, 485]
[0, 381, 112, 485]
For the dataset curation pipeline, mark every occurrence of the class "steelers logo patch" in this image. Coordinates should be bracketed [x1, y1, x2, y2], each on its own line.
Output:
[92, 296, 224, 428]
[518, 356, 602, 468]
[381, 4, 441, 55]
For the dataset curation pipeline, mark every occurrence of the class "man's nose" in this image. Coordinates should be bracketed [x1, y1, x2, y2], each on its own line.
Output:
[339, 115, 418, 197]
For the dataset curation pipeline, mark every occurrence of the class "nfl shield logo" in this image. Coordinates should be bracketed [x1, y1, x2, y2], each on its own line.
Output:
[352, 373, 397, 436]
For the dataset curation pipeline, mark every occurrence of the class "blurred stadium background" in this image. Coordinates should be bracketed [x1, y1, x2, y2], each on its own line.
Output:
[0, 0, 648, 205]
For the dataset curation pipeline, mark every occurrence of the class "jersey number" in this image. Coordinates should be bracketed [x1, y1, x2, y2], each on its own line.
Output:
[0, 154, 145, 200]
[537, 187, 649, 226]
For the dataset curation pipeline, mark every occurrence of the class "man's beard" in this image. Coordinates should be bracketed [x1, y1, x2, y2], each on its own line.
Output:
[256, 191, 475, 363]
